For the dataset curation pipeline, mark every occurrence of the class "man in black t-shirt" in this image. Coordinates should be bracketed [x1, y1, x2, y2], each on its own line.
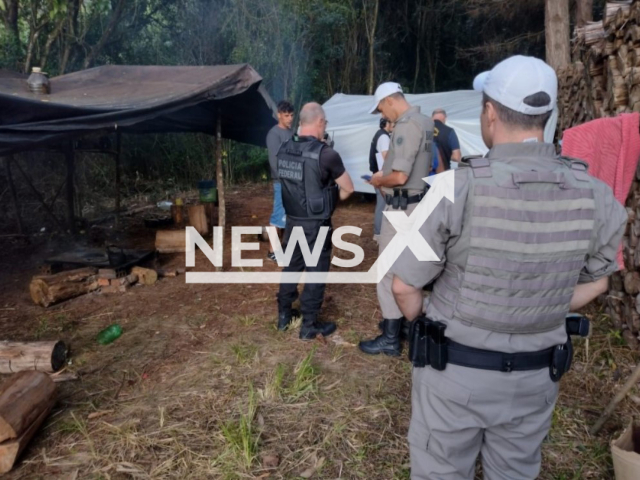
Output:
[276, 102, 355, 340]
[432, 108, 461, 170]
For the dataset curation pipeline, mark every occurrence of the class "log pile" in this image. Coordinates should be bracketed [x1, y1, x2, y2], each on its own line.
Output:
[559, 1, 640, 132]
[561, 1, 640, 348]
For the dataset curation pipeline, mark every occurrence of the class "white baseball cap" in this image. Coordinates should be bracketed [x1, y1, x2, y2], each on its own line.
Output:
[369, 82, 403, 114]
[472, 55, 557, 115]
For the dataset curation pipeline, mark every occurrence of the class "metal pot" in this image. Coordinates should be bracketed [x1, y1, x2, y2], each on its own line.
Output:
[107, 246, 126, 266]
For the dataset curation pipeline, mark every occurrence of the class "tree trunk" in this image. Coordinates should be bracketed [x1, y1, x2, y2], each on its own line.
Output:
[0, 0, 19, 39]
[576, 0, 593, 27]
[545, 0, 571, 71]
[83, 0, 126, 69]
[364, 0, 379, 95]
[40, 17, 66, 70]
[0, 341, 67, 375]
[0, 371, 56, 443]
[29, 267, 99, 307]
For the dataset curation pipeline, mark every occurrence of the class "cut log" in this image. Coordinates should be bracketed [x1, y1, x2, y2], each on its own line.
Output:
[188, 205, 208, 235]
[131, 266, 157, 286]
[155, 230, 186, 253]
[157, 268, 177, 277]
[624, 271, 640, 295]
[29, 267, 98, 307]
[171, 205, 184, 227]
[0, 341, 67, 375]
[0, 371, 56, 444]
[0, 401, 53, 474]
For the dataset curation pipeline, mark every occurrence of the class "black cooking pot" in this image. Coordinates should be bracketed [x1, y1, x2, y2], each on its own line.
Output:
[107, 246, 126, 266]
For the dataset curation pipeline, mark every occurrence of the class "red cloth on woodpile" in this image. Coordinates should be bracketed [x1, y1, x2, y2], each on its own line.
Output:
[561, 112, 640, 270]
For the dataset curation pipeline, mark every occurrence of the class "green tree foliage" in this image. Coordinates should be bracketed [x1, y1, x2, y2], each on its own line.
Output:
[0, 0, 608, 186]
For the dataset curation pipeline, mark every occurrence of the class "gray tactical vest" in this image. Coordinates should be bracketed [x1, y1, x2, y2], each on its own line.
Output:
[430, 156, 597, 334]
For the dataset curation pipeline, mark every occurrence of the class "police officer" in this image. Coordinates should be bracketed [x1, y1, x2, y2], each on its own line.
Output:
[371, 117, 393, 242]
[390, 56, 627, 479]
[276, 102, 354, 340]
[359, 82, 433, 356]
[431, 108, 462, 169]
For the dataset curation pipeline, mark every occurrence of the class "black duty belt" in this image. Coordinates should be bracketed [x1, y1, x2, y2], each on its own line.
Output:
[409, 315, 590, 382]
[384, 188, 426, 210]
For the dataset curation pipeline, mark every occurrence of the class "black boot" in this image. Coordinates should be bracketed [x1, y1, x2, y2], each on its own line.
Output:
[299, 317, 337, 340]
[277, 311, 292, 331]
[360, 318, 402, 356]
[378, 317, 411, 342]
[277, 308, 300, 331]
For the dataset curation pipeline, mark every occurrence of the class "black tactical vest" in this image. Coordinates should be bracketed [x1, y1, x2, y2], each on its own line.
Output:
[369, 129, 389, 173]
[277, 137, 339, 221]
[434, 119, 453, 170]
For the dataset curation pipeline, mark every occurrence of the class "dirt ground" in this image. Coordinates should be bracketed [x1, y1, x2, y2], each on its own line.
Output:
[1, 183, 639, 480]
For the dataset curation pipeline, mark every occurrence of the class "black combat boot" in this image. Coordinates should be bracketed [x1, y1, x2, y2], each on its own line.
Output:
[299, 317, 337, 341]
[378, 317, 411, 342]
[360, 318, 402, 356]
[277, 311, 292, 331]
[277, 308, 300, 331]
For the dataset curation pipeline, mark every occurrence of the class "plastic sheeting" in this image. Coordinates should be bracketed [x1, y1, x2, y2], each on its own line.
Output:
[323, 91, 558, 193]
[0, 64, 277, 155]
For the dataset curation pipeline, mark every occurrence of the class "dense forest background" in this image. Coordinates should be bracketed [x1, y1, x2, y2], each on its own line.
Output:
[0, 0, 608, 227]
[1, 0, 608, 103]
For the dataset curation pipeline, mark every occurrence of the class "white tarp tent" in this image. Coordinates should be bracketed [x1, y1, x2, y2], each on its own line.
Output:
[323, 91, 558, 193]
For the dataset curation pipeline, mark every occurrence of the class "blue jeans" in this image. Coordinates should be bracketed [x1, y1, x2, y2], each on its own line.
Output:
[269, 182, 287, 229]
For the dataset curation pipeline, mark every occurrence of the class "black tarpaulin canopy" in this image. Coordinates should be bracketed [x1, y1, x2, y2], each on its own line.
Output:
[0, 64, 277, 155]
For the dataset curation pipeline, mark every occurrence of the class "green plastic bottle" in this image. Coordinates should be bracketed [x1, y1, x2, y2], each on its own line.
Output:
[97, 324, 122, 345]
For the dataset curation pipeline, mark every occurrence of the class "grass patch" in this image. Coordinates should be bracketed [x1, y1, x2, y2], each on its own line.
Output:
[287, 346, 319, 400]
[220, 384, 259, 471]
[235, 314, 259, 327]
[230, 343, 258, 365]
[258, 363, 286, 401]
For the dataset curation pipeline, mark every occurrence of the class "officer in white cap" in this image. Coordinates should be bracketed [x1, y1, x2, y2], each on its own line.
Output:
[359, 82, 434, 357]
[390, 55, 627, 478]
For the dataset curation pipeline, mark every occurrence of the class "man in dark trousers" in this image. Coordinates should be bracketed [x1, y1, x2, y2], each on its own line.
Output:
[370, 117, 393, 242]
[276, 102, 354, 340]
[432, 108, 461, 170]
[266, 100, 294, 261]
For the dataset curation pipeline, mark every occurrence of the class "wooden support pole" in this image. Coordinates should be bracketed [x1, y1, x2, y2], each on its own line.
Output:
[65, 142, 76, 233]
[3, 157, 24, 235]
[12, 157, 65, 232]
[115, 132, 121, 228]
[216, 113, 225, 272]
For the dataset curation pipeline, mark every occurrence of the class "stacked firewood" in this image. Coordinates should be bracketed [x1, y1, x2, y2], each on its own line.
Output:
[560, 1, 640, 348]
[558, 1, 640, 133]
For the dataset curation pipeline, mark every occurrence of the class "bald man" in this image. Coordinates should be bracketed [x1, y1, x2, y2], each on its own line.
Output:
[275, 102, 355, 340]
